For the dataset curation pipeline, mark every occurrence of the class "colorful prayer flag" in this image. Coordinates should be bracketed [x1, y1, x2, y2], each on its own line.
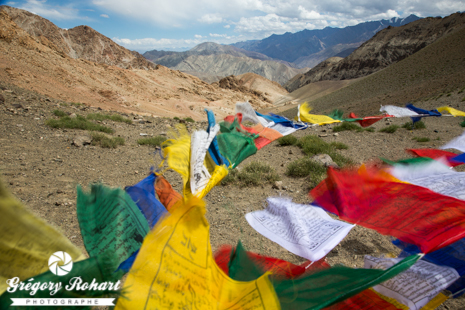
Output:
[311, 166, 465, 253]
[115, 197, 280, 310]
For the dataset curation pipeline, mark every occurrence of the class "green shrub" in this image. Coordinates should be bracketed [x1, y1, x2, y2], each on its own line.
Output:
[330, 142, 349, 150]
[332, 122, 361, 132]
[220, 169, 239, 186]
[184, 117, 195, 123]
[286, 157, 326, 178]
[233, 161, 280, 187]
[87, 113, 132, 124]
[277, 135, 298, 146]
[45, 115, 114, 133]
[364, 127, 375, 132]
[295, 135, 353, 167]
[173, 117, 181, 121]
[402, 121, 426, 130]
[137, 136, 167, 146]
[52, 109, 67, 117]
[70, 102, 82, 106]
[379, 125, 399, 133]
[91, 133, 125, 148]
[460, 118, 465, 127]
[412, 137, 430, 142]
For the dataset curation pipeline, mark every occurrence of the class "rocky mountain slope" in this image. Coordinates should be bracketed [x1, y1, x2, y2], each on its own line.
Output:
[280, 23, 465, 119]
[144, 42, 304, 85]
[232, 15, 420, 68]
[0, 7, 288, 120]
[285, 12, 465, 92]
[0, 5, 155, 70]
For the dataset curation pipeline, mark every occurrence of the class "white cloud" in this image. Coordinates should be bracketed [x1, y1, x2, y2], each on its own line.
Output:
[100, 13, 109, 18]
[18, 0, 82, 20]
[209, 33, 228, 38]
[224, 24, 231, 28]
[194, 34, 204, 39]
[198, 14, 223, 24]
[113, 37, 204, 51]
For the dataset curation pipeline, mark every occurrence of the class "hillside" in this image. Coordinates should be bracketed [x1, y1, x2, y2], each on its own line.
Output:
[0, 5, 155, 70]
[279, 23, 465, 119]
[144, 42, 304, 85]
[232, 15, 420, 68]
[0, 8, 285, 120]
[285, 12, 465, 92]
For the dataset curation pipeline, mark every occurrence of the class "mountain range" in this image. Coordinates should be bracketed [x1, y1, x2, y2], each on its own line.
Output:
[144, 15, 421, 85]
[284, 12, 465, 92]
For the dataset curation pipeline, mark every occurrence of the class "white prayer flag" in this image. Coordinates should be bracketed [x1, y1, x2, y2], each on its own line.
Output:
[380, 105, 420, 117]
[245, 197, 354, 261]
[390, 160, 465, 200]
[440, 131, 465, 152]
[189, 124, 220, 195]
[364, 256, 459, 310]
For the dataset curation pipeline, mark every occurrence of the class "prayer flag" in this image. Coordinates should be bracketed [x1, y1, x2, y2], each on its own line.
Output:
[125, 173, 167, 228]
[297, 103, 341, 125]
[365, 256, 458, 309]
[246, 197, 354, 262]
[406, 148, 462, 167]
[154, 174, 182, 211]
[437, 106, 465, 117]
[440, 131, 465, 153]
[115, 197, 280, 310]
[311, 166, 465, 253]
[0, 179, 83, 294]
[76, 184, 149, 267]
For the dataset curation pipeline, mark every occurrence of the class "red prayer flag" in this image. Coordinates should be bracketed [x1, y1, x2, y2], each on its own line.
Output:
[311, 166, 465, 253]
[213, 245, 329, 279]
[407, 148, 462, 167]
[348, 112, 392, 127]
[325, 289, 403, 310]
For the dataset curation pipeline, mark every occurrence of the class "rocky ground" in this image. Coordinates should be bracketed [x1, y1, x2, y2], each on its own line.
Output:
[1, 81, 465, 309]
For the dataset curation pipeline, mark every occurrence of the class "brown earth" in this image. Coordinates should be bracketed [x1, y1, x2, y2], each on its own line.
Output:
[1, 81, 465, 309]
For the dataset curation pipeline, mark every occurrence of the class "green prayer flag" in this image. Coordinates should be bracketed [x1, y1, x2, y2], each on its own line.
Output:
[0, 254, 123, 309]
[218, 120, 257, 168]
[227, 241, 421, 310]
[77, 184, 149, 266]
[380, 157, 435, 166]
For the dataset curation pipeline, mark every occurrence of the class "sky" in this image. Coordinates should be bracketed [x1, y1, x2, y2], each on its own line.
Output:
[3, 0, 465, 52]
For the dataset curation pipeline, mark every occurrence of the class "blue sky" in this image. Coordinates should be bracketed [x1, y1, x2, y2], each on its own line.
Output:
[4, 0, 465, 52]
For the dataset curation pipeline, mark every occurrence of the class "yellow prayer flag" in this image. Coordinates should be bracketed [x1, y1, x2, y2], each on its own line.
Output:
[162, 125, 227, 200]
[296, 103, 341, 125]
[437, 106, 465, 117]
[115, 197, 280, 310]
[0, 179, 83, 294]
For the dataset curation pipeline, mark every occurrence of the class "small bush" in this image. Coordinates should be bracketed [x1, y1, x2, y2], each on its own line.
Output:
[45, 115, 114, 133]
[70, 102, 82, 106]
[91, 133, 125, 148]
[277, 135, 298, 146]
[402, 121, 426, 130]
[185, 117, 195, 123]
[286, 157, 326, 178]
[332, 122, 361, 132]
[87, 113, 132, 124]
[413, 137, 430, 142]
[137, 136, 167, 146]
[330, 142, 349, 150]
[234, 161, 280, 187]
[220, 169, 239, 186]
[295, 135, 353, 168]
[52, 109, 67, 117]
[379, 125, 399, 133]
[173, 117, 180, 121]
[364, 127, 375, 132]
